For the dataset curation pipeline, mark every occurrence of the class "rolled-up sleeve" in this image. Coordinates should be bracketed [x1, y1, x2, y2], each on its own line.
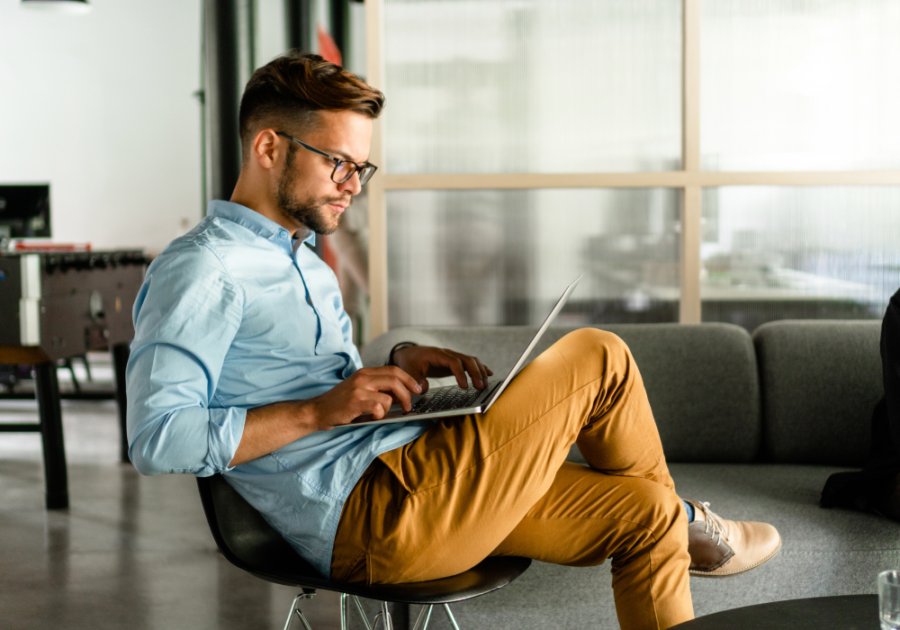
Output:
[126, 241, 246, 477]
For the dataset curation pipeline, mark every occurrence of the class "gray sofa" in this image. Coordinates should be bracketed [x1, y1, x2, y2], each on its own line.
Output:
[359, 320, 900, 629]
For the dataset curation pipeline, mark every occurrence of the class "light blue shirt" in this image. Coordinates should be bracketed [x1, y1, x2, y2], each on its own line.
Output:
[126, 200, 430, 577]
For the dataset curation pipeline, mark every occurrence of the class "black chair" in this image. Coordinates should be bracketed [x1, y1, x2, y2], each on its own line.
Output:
[197, 475, 531, 630]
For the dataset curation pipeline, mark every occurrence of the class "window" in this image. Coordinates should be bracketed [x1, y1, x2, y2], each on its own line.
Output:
[364, 0, 900, 336]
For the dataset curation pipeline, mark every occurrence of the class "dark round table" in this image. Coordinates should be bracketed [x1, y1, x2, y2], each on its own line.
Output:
[670, 595, 878, 630]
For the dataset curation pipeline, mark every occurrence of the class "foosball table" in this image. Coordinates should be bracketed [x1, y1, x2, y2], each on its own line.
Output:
[0, 250, 147, 508]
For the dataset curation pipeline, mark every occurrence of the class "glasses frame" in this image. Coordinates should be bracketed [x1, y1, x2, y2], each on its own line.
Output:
[275, 131, 378, 186]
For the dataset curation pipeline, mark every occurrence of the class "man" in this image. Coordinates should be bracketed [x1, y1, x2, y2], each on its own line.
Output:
[822, 288, 900, 519]
[127, 52, 781, 630]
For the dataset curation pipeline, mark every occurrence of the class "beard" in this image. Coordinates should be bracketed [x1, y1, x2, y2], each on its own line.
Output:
[276, 146, 347, 235]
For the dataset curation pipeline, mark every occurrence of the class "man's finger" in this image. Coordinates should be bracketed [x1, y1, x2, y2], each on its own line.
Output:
[477, 358, 491, 386]
[388, 365, 424, 394]
[359, 366, 422, 393]
[364, 391, 395, 419]
[472, 357, 492, 380]
[369, 374, 416, 411]
[475, 358, 491, 387]
[437, 354, 469, 389]
[459, 354, 488, 389]
[446, 351, 489, 389]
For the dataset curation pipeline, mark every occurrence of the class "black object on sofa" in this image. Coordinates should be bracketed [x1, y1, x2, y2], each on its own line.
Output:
[359, 321, 899, 630]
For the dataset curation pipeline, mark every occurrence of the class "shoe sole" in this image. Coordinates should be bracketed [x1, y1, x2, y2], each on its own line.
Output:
[688, 535, 782, 578]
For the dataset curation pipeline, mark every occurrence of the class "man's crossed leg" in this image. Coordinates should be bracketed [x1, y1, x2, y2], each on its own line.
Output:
[332, 329, 780, 630]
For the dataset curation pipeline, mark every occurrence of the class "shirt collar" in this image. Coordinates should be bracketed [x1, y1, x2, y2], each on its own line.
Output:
[293, 228, 316, 248]
[206, 200, 316, 247]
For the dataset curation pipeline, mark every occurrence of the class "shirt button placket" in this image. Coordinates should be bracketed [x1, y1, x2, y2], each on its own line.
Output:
[295, 264, 322, 353]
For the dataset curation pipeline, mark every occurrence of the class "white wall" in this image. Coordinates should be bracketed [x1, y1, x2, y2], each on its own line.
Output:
[254, 0, 287, 70]
[0, 0, 203, 255]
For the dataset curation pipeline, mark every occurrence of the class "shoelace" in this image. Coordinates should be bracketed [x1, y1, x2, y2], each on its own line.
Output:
[694, 501, 731, 545]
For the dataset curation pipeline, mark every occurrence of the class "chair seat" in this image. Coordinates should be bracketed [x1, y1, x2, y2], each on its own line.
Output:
[246, 555, 532, 606]
[198, 475, 531, 605]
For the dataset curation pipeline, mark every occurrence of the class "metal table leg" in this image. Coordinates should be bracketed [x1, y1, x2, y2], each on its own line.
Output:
[35, 361, 68, 510]
[111, 343, 130, 464]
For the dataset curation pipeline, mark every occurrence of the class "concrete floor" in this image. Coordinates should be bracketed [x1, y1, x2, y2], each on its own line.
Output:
[0, 383, 344, 629]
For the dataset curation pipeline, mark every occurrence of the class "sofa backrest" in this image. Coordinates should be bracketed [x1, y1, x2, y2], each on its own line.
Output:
[753, 320, 882, 466]
[362, 323, 761, 463]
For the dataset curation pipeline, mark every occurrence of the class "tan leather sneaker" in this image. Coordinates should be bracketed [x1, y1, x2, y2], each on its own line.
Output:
[685, 500, 782, 578]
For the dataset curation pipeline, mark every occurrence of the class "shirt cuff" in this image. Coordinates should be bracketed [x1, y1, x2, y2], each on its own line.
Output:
[205, 406, 248, 474]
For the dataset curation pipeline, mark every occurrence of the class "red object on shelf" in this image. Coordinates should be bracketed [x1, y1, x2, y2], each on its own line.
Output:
[14, 242, 92, 252]
[318, 25, 342, 66]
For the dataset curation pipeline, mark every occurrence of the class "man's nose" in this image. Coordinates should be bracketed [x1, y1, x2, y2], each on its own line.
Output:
[339, 172, 363, 195]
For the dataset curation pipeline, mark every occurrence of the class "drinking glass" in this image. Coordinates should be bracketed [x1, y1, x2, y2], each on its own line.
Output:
[880, 570, 900, 630]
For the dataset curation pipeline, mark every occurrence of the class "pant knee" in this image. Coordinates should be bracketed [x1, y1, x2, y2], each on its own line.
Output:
[558, 328, 634, 374]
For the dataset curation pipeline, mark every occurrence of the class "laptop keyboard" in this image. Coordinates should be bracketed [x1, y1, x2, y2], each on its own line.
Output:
[406, 385, 487, 415]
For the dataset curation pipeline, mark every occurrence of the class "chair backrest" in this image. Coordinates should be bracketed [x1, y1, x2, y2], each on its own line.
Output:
[196, 475, 322, 585]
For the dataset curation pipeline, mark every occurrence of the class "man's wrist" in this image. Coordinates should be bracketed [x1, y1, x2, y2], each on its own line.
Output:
[291, 399, 323, 433]
[387, 341, 417, 366]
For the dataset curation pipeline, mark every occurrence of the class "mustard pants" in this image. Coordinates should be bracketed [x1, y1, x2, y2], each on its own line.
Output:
[332, 329, 694, 630]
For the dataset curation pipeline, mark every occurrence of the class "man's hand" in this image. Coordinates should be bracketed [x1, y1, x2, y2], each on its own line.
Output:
[391, 346, 493, 392]
[308, 366, 423, 427]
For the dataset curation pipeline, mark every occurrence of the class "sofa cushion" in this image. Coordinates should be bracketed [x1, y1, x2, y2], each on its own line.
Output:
[407, 463, 900, 630]
[754, 320, 883, 466]
[361, 324, 761, 463]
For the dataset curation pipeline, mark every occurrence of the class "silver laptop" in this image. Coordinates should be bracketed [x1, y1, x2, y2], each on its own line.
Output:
[348, 275, 582, 426]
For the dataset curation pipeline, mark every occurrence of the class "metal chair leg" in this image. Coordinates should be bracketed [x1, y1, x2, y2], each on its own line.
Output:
[442, 604, 462, 630]
[294, 608, 314, 630]
[373, 602, 393, 630]
[351, 596, 373, 630]
[284, 594, 304, 630]
[412, 605, 434, 630]
[288, 593, 437, 630]
[283, 592, 315, 630]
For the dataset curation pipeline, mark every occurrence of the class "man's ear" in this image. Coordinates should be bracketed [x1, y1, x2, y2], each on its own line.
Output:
[252, 129, 281, 169]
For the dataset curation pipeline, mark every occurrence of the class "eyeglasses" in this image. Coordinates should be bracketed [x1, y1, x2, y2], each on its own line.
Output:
[275, 132, 378, 186]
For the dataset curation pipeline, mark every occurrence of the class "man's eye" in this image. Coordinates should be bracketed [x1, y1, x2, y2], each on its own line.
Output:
[334, 162, 353, 177]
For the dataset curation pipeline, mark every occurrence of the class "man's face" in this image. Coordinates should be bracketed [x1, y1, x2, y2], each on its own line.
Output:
[275, 110, 373, 235]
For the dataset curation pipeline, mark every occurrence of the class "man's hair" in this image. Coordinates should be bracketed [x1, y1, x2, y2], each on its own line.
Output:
[238, 50, 385, 160]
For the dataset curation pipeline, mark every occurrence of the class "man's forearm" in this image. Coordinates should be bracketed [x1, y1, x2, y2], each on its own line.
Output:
[228, 366, 423, 466]
[229, 400, 320, 466]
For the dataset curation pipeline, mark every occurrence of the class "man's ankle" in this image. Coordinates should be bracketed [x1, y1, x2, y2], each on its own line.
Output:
[682, 499, 694, 522]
